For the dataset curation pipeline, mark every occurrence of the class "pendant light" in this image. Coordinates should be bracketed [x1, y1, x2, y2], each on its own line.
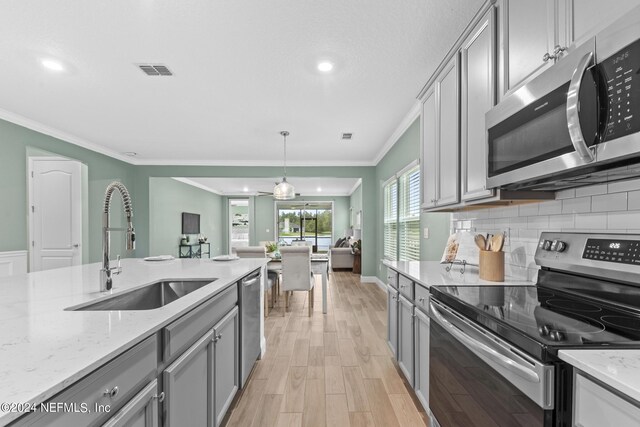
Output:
[273, 131, 296, 200]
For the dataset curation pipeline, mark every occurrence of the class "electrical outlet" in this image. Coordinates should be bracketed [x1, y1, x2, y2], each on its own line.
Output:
[423, 227, 429, 239]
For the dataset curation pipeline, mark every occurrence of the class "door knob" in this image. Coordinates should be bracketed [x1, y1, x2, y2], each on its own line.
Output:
[73, 244, 80, 248]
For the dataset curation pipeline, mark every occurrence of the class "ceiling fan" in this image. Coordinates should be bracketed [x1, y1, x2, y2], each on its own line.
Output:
[255, 185, 301, 198]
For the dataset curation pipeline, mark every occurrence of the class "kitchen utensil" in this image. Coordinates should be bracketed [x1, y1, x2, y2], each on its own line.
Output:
[474, 234, 486, 250]
[485, 234, 492, 251]
[491, 234, 504, 252]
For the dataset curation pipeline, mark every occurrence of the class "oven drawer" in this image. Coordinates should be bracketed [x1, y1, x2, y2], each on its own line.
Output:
[574, 372, 640, 427]
[398, 275, 413, 300]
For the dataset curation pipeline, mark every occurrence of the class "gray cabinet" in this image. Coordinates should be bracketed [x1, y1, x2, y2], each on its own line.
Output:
[163, 330, 215, 427]
[102, 380, 160, 427]
[213, 307, 239, 427]
[397, 294, 414, 386]
[421, 55, 460, 209]
[573, 371, 640, 427]
[413, 308, 430, 412]
[387, 285, 399, 358]
[461, 7, 496, 202]
[565, 0, 640, 48]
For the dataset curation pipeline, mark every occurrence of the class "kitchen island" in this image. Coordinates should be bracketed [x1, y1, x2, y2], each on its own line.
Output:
[0, 257, 268, 426]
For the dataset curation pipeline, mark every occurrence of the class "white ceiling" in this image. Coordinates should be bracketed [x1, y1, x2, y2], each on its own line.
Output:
[0, 0, 483, 166]
[174, 177, 361, 196]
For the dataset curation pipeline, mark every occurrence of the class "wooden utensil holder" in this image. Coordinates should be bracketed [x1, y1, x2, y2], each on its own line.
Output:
[479, 250, 505, 282]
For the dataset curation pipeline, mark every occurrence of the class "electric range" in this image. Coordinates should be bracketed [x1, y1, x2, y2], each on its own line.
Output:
[428, 232, 640, 427]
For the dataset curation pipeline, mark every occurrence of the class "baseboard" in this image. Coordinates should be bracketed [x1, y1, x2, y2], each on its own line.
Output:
[360, 275, 386, 292]
[0, 250, 28, 278]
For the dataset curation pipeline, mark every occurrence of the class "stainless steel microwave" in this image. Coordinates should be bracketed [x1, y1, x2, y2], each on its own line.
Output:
[486, 6, 640, 191]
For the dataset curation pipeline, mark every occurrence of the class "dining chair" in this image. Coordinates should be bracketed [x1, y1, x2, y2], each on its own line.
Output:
[279, 246, 315, 316]
[233, 246, 279, 316]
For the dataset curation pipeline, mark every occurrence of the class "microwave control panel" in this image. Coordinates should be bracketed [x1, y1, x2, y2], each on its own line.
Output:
[582, 238, 640, 265]
[600, 38, 640, 142]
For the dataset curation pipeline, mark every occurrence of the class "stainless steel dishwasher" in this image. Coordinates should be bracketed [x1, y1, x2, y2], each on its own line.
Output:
[239, 270, 261, 387]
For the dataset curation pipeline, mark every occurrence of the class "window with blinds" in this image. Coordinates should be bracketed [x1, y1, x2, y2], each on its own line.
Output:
[383, 163, 421, 262]
[398, 166, 421, 261]
[383, 180, 398, 261]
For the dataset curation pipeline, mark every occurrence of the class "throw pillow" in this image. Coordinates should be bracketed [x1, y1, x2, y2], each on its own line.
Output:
[335, 237, 346, 248]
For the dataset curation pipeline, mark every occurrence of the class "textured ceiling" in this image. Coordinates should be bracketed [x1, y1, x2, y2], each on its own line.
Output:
[0, 0, 483, 165]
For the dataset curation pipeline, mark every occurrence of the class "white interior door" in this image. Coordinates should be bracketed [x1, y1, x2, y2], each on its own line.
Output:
[30, 158, 82, 271]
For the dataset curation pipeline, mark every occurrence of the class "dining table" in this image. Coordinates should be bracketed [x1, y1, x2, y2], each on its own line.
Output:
[267, 254, 330, 314]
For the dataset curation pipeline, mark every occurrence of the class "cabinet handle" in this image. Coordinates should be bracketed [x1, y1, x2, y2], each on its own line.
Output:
[418, 297, 425, 303]
[543, 52, 554, 62]
[553, 45, 567, 57]
[103, 386, 119, 399]
[213, 333, 223, 343]
[153, 392, 165, 403]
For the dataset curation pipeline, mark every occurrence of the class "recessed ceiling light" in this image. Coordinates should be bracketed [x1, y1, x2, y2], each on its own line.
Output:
[317, 61, 334, 72]
[243, 187, 249, 192]
[41, 59, 65, 72]
[123, 151, 137, 157]
[317, 187, 322, 192]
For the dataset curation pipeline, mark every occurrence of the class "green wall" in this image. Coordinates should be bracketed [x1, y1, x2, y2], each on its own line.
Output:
[0, 118, 137, 263]
[148, 178, 224, 257]
[350, 182, 363, 231]
[375, 118, 451, 281]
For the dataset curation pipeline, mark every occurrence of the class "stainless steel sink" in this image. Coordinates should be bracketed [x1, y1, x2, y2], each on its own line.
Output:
[69, 279, 217, 311]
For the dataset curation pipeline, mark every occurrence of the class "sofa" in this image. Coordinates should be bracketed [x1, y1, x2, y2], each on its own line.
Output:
[329, 237, 354, 270]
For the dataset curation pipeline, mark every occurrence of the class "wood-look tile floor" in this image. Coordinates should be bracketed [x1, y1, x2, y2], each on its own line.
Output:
[224, 271, 429, 427]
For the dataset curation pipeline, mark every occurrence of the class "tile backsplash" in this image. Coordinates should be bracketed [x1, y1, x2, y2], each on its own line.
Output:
[451, 178, 640, 282]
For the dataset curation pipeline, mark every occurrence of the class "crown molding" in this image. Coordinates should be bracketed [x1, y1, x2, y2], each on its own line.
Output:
[348, 178, 362, 196]
[133, 158, 376, 167]
[0, 108, 138, 165]
[171, 177, 222, 195]
[371, 102, 421, 166]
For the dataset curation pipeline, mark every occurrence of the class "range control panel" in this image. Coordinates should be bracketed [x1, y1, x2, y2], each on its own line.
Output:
[582, 238, 640, 265]
[600, 38, 640, 142]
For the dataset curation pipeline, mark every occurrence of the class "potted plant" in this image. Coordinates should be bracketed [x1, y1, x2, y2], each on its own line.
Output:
[351, 239, 361, 255]
[265, 242, 278, 253]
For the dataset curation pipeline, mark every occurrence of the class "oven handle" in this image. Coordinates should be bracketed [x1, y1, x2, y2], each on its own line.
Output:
[429, 301, 540, 383]
[566, 51, 595, 162]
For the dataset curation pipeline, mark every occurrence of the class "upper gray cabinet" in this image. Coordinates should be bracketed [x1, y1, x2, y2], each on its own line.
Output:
[564, 0, 640, 47]
[421, 56, 460, 209]
[461, 7, 496, 201]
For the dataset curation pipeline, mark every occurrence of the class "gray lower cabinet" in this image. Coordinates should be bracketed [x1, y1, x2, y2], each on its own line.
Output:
[213, 307, 239, 427]
[102, 380, 160, 427]
[413, 308, 430, 411]
[387, 285, 399, 358]
[397, 294, 414, 386]
[163, 306, 239, 427]
[163, 330, 215, 427]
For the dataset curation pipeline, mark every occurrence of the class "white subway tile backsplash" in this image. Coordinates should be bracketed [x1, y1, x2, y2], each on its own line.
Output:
[556, 189, 576, 199]
[548, 214, 575, 230]
[562, 197, 591, 214]
[575, 184, 608, 197]
[519, 203, 539, 217]
[608, 211, 640, 229]
[575, 213, 607, 229]
[608, 178, 640, 194]
[537, 200, 562, 215]
[527, 216, 549, 229]
[592, 192, 627, 212]
[629, 191, 640, 211]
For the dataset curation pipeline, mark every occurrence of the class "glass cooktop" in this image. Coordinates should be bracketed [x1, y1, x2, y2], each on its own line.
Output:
[430, 277, 640, 361]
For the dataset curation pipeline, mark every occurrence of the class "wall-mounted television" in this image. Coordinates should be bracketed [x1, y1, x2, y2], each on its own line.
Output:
[182, 212, 200, 234]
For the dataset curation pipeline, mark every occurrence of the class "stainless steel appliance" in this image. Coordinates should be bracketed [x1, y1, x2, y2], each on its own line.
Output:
[239, 270, 261, 388]
[486, 6, 640, 191]
[429, 232, 640, 426]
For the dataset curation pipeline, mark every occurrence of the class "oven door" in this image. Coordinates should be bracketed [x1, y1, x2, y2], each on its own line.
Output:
[486, 37, 600, 190]
[429, 299, 555, 427]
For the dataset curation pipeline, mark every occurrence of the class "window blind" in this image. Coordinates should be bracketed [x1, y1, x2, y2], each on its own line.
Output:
[383, 180, 398, 261]
[399, 166, 421, 261]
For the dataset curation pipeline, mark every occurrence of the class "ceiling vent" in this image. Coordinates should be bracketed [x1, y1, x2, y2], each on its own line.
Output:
[137, 64, 173, 76]
[341, 133, 353, 140]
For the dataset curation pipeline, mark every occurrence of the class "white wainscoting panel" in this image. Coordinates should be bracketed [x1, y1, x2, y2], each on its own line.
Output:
[0, 251, 28, 278]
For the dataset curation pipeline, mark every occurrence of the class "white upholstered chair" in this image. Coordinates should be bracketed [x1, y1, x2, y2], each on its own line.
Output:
[233, 246, 279, 316]
[279, 246, 315, 316]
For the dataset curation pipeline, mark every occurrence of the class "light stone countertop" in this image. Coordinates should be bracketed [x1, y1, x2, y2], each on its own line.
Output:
[559, 349, 640, 403]
[382, 260, 534, 288]
[0, 257, 268, 426]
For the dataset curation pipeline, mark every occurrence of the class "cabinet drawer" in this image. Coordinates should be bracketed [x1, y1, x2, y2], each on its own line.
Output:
[386, 270, 398, 289]
[574, 372, 640, 427]
[398, 275, 414, 300]
[17, 335, 157, 427]
[414, 284, 429, 314]
[163, 284, 237, 362]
